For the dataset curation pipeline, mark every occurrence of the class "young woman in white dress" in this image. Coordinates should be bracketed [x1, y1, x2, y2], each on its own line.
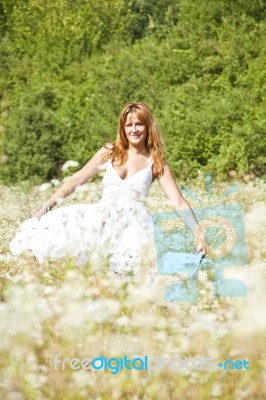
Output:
[10, 102, 207, 274]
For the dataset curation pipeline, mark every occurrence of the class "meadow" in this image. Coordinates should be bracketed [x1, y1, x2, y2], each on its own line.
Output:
[0, 172, 265, 399]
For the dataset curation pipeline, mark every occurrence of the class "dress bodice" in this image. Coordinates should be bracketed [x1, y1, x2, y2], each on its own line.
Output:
[100, 158, 153, 204]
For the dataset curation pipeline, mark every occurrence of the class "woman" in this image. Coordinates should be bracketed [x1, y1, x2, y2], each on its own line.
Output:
[10, 102, 207, 273]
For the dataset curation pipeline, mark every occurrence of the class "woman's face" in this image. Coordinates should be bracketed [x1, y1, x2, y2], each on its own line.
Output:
[124, 112, 147, 148]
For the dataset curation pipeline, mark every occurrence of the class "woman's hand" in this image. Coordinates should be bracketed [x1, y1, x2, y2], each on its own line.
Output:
[194, 225, 208, 256]
[196, 235, 208, 256]
[32, 207, 48, 221]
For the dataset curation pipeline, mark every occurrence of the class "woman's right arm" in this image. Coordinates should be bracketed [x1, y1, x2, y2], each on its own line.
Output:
[33, 145, 110, 220]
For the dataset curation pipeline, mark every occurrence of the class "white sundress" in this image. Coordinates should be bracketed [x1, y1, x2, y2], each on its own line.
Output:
[9, 158, 157, 274]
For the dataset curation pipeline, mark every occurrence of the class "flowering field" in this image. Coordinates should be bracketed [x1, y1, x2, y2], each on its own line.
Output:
[0, 176, 266, 400]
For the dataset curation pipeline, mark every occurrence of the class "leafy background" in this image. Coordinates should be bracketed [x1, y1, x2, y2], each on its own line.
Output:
[0, 0, 265, 183]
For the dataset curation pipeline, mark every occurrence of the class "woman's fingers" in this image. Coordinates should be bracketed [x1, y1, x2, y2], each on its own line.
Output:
[32, 208, 47, 220]
[196, 239, 207, 255]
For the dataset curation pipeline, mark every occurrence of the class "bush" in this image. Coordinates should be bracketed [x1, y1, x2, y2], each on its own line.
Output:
[0, 0, 265, 183]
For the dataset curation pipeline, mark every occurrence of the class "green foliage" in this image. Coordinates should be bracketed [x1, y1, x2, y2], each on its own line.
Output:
[1, 81, 65, 182]
[127, 0, 180, 40]
[0, 0, 265, 183]
[0, 0, 129, 64]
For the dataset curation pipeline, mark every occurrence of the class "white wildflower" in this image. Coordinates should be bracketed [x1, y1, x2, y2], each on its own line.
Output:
[5, 391, 24, 400]
[38, 182, 51, 192]
[25, 372, 48, 389]
[61, 160, 79, 172]
[74, 183, 89, 192]
[0, 283, 52, 348]
[71, 370, 96, 388]
[50, 178, 60, 186]
[116, 315, 130, 327]
[211, 383, 222, 396]
[84, 299, 121, 323]
[155, 331, 168, 342]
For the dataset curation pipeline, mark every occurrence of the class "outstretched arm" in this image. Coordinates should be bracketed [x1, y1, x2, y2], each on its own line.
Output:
[33, 145, 110, 220]
[157, 162, 208, 255]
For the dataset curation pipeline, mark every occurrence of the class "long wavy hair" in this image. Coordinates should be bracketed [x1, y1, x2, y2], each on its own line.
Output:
[101, 102, 166, 176]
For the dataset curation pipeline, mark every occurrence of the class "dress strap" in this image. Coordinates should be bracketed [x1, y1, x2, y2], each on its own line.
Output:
[149, 157, 154, 167]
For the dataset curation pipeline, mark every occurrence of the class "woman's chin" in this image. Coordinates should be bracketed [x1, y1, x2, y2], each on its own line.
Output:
[129, 137, 144, 144]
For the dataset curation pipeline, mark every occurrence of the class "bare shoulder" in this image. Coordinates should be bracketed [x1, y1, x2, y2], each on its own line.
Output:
[96, 143, 114, 158]
[154, 159, 171, 180]
[102, 142, 114, 151]
[72, 144, 113, 185]
[104, 142, 114, 149]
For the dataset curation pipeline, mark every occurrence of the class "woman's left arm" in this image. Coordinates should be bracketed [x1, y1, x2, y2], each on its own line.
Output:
[157, 162, 208, 255]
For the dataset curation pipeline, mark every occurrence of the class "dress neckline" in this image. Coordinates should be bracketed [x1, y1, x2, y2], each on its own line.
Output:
[110, 158, 153, 182]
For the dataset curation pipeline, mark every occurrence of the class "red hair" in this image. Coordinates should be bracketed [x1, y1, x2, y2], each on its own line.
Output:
[101, 102, 165, 176]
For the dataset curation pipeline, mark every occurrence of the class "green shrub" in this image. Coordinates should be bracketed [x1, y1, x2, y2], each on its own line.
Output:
[0, 0, 265, 183]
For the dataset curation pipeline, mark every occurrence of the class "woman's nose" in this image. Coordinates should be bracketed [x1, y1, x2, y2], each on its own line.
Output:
[131, 125, 138, 133]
